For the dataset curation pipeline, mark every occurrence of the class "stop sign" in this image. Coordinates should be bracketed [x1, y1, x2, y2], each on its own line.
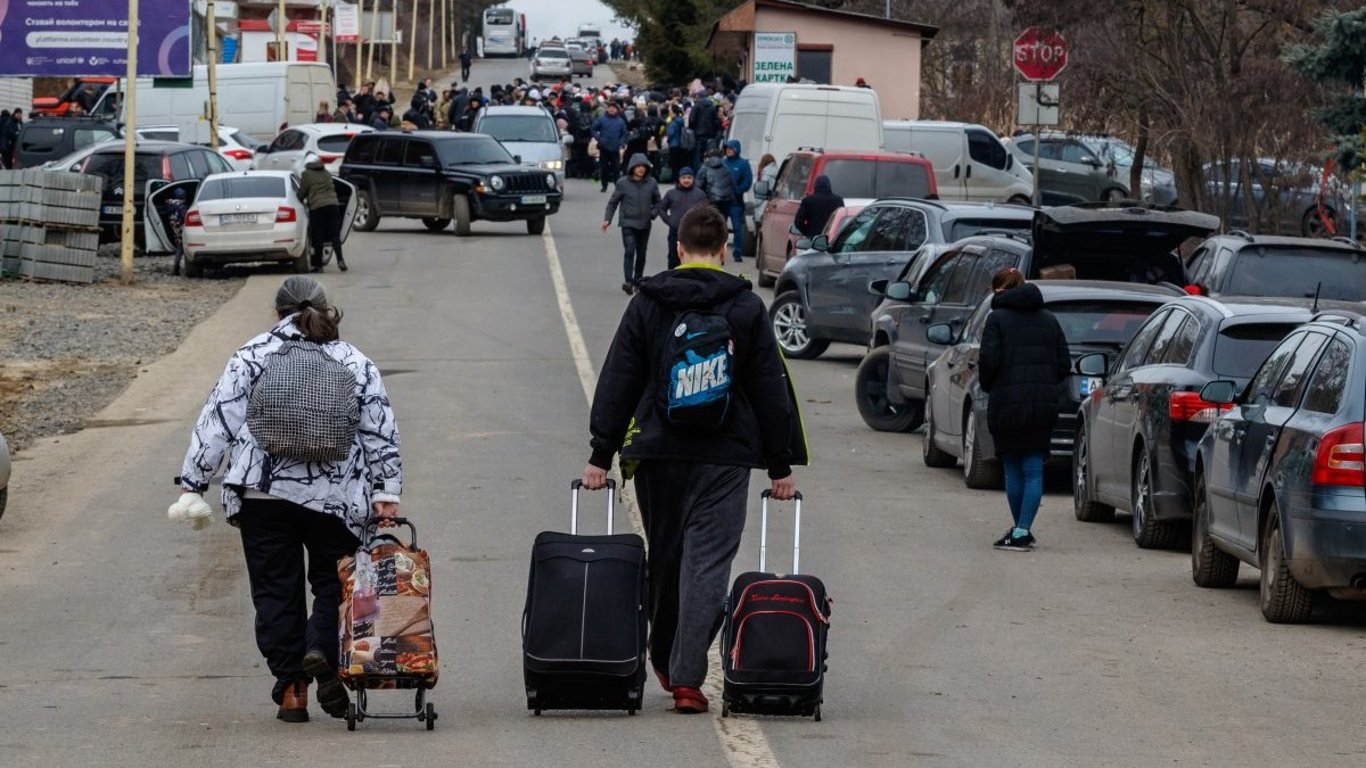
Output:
[1013, 27, 1068, 82]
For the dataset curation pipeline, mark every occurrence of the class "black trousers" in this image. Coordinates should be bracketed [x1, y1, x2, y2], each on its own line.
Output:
[622, 225, 650, 284]
[666, 226, 680, 270]
[309, 204, 344, 268]
[461, 64, 471, 81]
[237, 499, 359, 703]
[599, 150, 621, 191]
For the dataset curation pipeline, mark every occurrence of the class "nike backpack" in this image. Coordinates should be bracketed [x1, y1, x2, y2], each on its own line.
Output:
[660, 299, 737, 431]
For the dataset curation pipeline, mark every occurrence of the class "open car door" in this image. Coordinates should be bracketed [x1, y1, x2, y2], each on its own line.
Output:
[335, 178, 358, 242]
[144, 179, 201, 255]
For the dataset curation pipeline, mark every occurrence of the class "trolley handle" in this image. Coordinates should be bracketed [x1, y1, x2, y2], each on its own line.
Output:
[759, 490, 803, 574]
[365, 516, 417, 550]
[570, 478, 618, 535]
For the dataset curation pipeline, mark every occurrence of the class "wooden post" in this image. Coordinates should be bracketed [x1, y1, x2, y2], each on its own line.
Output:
[120, 0, 139, 284]
[207, 0, 219, 149]
[427, 0, 434, 71]
[277, 0, 287, 58]
[441, 0, 448, 66]
[366, 0, 379, 81]
[355, 0, 364, 85]
[407, 0, 418, 81]
[391, 0, 400, 86]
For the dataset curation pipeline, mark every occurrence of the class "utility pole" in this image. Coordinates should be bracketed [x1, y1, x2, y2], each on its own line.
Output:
[366, 0, 379, 80]
[277, 0, 287, 59]
[120, 0, 140, 285]
[407, 0, 418, 81]
[355, 0, 365, 85]
[441, 0, 448, 67]
[392, 0, 400, 86]
[207, 0, 219, 150]
[427, 0, 434, 72]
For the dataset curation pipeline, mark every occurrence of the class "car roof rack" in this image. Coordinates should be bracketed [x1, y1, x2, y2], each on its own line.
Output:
[795, 146, 824, 153]
[1311, 310, 1366, 329]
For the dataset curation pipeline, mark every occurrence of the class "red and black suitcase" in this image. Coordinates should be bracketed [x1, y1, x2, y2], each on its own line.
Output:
[721, 490, 831, 721]
[522, 479, 648, 715]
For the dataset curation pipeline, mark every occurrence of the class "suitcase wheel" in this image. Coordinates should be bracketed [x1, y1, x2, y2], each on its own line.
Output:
[424, 702, 437, 731]
[346, 702, 357, 731]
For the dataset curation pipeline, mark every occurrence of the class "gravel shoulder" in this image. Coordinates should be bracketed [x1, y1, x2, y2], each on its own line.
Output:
[0, 252, 243, 451]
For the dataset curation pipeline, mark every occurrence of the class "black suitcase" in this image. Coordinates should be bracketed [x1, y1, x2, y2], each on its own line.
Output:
[522, 479, 647, 715]
[721, 490, 831, 721]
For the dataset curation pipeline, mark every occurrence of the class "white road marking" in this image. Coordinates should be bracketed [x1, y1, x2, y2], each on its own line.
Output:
[541, 225, 781, 768]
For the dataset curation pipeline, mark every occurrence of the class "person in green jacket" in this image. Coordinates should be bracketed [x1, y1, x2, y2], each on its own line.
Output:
[298, 159, 347, 272]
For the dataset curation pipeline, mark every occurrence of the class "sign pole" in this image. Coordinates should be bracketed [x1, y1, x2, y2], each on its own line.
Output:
[120, 0, 140, 285]
[366, 0, 379, 81]
[331, 2, 339, 84]
[277, 0, 287, 59]
[392, 0, 401, 87]
[207, 0, 219, 150]
[1031, 81, 1042, 207]
[407, 0, 418, 82]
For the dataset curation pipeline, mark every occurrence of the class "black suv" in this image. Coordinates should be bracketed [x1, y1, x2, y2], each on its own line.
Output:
[769, 199, 1035, 361]
[340, 131, 562, 236]
[856, 204, 1219, 432]
[1193, 310, 1366, 622]
[79, 140, 233, 249]
[1184, 232, 1366, 301]
[15, 116, 120, 169]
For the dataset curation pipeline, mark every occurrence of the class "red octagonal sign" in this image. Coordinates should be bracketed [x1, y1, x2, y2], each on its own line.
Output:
[1013, 27, 1068, 82]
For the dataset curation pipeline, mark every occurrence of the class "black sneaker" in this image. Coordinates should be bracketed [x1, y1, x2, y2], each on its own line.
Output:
[993, 530, 1032, 552]
[621, 282, 635, 295]
[302, 649, 350, 719]
[337, 259, 348, 272]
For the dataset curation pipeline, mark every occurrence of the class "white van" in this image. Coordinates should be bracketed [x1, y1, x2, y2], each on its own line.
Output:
[728, 84, 883, 252]
[119, 63, 335, 143]
[883, 120, 1033, 203]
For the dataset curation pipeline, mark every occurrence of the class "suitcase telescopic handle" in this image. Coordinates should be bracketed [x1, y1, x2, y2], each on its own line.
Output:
[570, 478, 617, 535]
[759, 490, 803, 574]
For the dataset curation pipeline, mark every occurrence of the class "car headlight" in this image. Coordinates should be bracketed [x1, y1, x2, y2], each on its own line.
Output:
[543, 159, 563, 171]
[546, 173, 557, 188]
[490, 175, 505, 191]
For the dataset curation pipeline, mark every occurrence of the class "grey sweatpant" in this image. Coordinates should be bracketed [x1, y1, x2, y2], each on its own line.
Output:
[632, 462, 750, 689]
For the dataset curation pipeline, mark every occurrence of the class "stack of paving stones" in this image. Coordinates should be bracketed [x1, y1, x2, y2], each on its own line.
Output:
[0, 170, 103, 283]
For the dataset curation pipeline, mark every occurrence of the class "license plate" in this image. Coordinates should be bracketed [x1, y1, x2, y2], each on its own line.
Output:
[521, 195, 547, 205]
[1078, 377, 1104, 397]
[219, 213, 257, 225]
[101, 205, 121, 215]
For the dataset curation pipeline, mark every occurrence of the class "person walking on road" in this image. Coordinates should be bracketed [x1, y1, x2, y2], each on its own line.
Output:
[581, 204, 804, 715]
[602, 153, 661, 295]
[687, 91, 720, 168]
[171, 276, 404, 723]
[721, 140, 753, 262]
[297, 158, 347, 273]
[592, 102, 629, 193]
[653, 167, 708, 269]
[696, 148, 737, 222]
[460, 49, 473, 82]
[978, 267, 1070, 551]
[794, 175, 845, 238]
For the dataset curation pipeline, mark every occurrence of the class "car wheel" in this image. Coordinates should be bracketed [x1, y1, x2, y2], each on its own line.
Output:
[742, 220, 757, 256]
[1302, 207, 1333, 238]
[1073, 424, 1115, 522]
[527, 216, 546, 235]
[453, 195, 472, 236]
[1191, 471, 1239, 588]
[1131, 448, 1181, 549]
[1103, 188, 1125, 203]
[922, 395, 955, 468]
[353, 191, 380, 232]
[1260, 500, 1315, 623]
[769, 292, 828, 360]
[184, 256, 204, 279]
[292, 247, 311, 274]
[422, 217, 451, 232]
[962, 408, 1002, 489]
[855, 346, 922, 432]
[755, 234, 775, 287]
[0, 486, 7, 521]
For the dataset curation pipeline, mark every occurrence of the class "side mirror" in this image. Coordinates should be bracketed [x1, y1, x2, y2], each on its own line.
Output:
[810, 234, 829, 252]
[1199, 380, 1239, 405]
[885, 281, 915, 301]
[1006, 153, 1014, 170]
[926, 323, 955, 345]
[754, 180, 771, 199]
[794, 237, 812, 251]
[419, 155, 438, 169]
[1082, 156, 1101, 168]
[513, 154, 522, 164]
[788, 222, 802, 236]
[1075, 352, 1109, 377]
[869, 278, 889, 296]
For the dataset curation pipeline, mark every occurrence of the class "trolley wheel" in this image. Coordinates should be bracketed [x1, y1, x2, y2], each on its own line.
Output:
[346, 703, 357, 731]
[534, 708, 542, 716]
[721, 701, 730, 717]
[425, 703, 436, 731]
[813, 704, 822, 722]
[627, 708, 636, 716]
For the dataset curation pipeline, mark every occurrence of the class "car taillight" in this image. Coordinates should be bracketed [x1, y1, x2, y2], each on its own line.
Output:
[184, 210, 202, 227]
[275, 206, 297, 223]
[319, 154, 343, 164]
[223, 148, 254, 161]
[1312, 422, 1365, 487]
[162, 155, 172, 179]
[1169, 391, 1234, 423]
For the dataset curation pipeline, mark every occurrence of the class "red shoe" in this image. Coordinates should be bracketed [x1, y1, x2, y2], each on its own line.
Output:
[672, 686, 709, 714]
[654, 668, 672, 692]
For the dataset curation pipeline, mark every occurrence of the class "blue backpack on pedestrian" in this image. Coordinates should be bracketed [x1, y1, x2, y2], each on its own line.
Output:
[661, 299, 737, 431]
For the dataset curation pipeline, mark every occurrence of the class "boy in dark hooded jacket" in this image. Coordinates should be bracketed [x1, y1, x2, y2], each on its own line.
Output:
[582, 204, 803, 715]
[652, 167, 708, 269]
[603, 153, 662, 294]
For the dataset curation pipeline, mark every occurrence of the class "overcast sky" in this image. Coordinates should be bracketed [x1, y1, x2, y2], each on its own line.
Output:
[492, 0, 638, 45]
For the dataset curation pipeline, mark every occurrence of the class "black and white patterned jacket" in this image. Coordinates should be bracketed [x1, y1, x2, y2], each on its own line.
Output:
[180, 316, 402, 537]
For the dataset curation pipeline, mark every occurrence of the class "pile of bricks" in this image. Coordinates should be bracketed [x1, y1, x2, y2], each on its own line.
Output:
[0, 170, 103, 284]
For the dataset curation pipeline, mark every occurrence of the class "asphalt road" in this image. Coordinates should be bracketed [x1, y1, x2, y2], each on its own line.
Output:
[3, 58, 1366, 767]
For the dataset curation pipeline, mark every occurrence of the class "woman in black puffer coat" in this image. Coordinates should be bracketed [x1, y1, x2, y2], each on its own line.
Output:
[978, 268, 1070, 551]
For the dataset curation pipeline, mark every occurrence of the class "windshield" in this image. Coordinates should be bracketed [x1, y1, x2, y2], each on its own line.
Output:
[438, 136, 514, 165]
[479, 115, 557, 143]
[318, 135, 356, 153]
[1050, 301, 1163, 348]
[1214, 323, 1298, 379]
[196, 176, 286, 201]
[946, 218, 1030, 242]
[486, 9, 513, 23]
[1224, 247, 1366, 301]
[820, 159, 932, 200]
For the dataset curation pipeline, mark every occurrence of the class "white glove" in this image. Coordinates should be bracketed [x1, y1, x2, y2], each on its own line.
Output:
[168, 492, 214, 530]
